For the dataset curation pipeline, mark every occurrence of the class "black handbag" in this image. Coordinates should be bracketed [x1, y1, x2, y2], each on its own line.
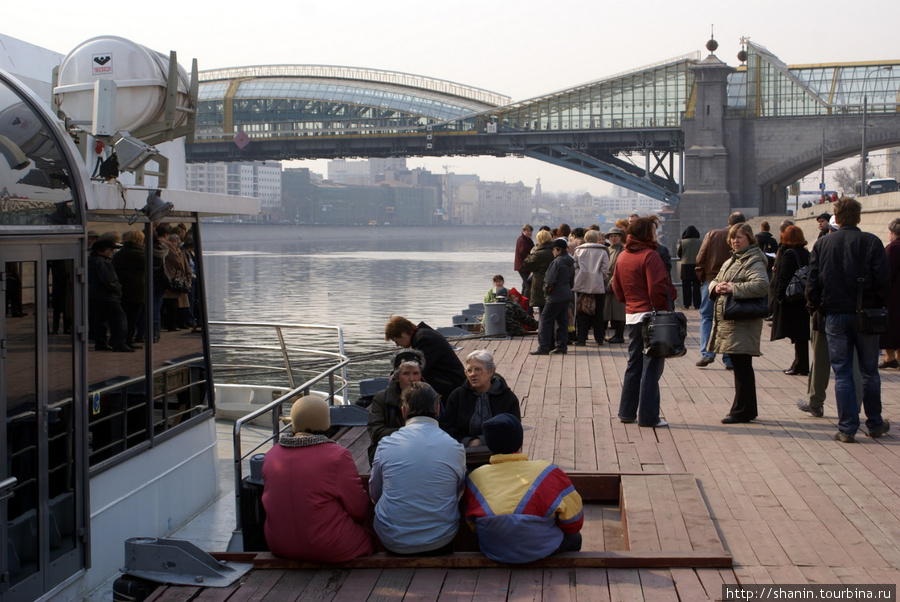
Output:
[722, 293, 768, 320]
[856, 277, 889, 334]
[641, 289, 687, 358]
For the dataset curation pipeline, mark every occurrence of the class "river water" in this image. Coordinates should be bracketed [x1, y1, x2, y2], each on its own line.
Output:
[201, 224, 523, 391]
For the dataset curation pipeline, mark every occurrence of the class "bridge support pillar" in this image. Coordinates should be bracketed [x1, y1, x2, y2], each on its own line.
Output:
[679, 53, 736, 238]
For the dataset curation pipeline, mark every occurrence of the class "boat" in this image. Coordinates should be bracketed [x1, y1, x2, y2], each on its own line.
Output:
[0, 36, 264, 602]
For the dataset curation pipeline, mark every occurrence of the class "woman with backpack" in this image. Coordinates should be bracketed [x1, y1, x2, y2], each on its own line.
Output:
[771, 225, 811, 375]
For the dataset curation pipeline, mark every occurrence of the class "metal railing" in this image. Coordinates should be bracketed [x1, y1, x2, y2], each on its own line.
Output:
[207, 321, 351, 528]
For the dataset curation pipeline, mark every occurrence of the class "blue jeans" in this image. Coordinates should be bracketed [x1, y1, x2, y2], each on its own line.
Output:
[824, 313, 884, 436]
[699, 285, 731, 366]
[618, 323, 665, 426]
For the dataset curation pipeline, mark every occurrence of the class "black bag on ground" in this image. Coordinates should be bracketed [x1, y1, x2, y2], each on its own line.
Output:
[722, 294, 768, 320]
[641, 310, 688, 358]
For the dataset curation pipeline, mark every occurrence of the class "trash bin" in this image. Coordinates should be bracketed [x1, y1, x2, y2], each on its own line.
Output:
[483, 302, 507, 336]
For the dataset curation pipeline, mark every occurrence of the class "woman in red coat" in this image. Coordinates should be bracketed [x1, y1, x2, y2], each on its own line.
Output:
[610, 216, 677, 428]
[262, 395, 374, 562]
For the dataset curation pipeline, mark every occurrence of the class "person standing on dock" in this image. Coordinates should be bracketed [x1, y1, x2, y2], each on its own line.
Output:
[370, 382, 466, 555]
[611, 216, 676, 428]
[514, 224, 534, 297]
[695, 212, 745, 369]
[385, 316, 465, 405]
[463, 413, 583, 563]
[806, 197, 890, 443]
[603, 226, 627, 343]
[530, 238, 575, 355]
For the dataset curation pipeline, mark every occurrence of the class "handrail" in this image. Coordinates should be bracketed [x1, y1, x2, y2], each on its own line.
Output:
[208, 321, 352, 530]
[231, 358, 351, 529]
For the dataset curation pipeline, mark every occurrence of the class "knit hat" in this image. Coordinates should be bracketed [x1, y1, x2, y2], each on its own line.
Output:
[495, 287, 508, 299]
[481, 413, 523, 454]
[290, 395, 330, 433]
[392, 349, 425, 371]
[552, 238, 568, 251]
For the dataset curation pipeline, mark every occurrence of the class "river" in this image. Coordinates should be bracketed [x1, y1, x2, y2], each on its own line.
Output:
[201, 224, 524, 391]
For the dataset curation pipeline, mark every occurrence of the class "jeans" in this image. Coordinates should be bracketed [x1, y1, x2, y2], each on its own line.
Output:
[699, 285, 731, 366]
[824, 313, 884, 436]
[618, 323, 665, 426]
[538, 300, 569, 352]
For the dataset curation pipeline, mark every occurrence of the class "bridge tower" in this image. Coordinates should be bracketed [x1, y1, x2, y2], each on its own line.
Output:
[679, 39, 736, 238]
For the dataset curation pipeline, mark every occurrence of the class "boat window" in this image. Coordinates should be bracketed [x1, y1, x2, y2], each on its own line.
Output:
[0, 76, 79, 228]
[85, 219, 209, 466]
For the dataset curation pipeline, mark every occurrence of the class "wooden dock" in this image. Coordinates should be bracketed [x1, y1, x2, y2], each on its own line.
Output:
[147, 309, 900, 600]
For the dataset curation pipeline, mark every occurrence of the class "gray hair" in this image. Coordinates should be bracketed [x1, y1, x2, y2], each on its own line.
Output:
[584, 230, 600, 243]
[400, 382, 440, 419]
[168, 233, 182, 245]
[889, 218, 900, 237]
[465, 349, 496, 372]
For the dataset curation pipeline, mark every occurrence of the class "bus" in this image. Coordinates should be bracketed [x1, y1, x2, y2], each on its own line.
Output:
[855, 178, 899, 196]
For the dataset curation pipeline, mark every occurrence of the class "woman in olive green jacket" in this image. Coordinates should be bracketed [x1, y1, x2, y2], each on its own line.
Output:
[523, 230, 555, 310]
[708, 223, 770, 424]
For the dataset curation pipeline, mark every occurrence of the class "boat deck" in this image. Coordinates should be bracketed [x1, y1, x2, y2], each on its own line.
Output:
[147, 309, 900, 600]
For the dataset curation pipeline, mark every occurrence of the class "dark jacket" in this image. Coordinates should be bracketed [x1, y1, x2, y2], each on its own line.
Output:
[514, 234, 535, 272]
[523, 242, 554, 306]
[440, 374, 520, 444]
[367, 381, 405, 465]
[770, 245, 810, 342]
[544, 252, 575, 304]
[806, 226, 889, 315]
[112, 241, 145, 304]
[410, 322, 466, 404]
[610, 237, 676, 314]
[88, 252, 122, 302]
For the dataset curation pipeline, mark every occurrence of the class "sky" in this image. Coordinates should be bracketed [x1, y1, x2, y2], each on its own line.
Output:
[5, 0, 899, 196]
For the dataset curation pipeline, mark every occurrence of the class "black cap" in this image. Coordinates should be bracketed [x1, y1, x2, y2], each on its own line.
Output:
[482, 413, 523, 454]
[816, 212, 831, 221]
[552, 238, 568, 251]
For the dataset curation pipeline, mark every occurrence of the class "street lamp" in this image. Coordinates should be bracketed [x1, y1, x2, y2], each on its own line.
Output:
[860, 66, 893, 192]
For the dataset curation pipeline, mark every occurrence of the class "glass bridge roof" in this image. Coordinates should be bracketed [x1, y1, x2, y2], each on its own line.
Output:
[727, 41, 900, 117]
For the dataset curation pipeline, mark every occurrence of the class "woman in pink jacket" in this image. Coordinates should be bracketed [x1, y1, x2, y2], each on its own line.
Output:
[262, 395, 374, 562]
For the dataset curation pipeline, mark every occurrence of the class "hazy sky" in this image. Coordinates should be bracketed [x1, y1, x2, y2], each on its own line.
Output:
[6, 0, 899, 195]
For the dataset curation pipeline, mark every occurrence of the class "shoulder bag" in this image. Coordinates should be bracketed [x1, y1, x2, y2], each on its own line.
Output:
[722, 293, 768, 320]
[641, 288, 688, 358]
[784, 249, 810, 305]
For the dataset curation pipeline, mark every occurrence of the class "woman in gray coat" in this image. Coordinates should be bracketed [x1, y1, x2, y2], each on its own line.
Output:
[708, 223, 770, 424]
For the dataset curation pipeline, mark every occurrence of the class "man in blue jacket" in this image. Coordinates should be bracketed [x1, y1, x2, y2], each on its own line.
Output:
[806, 197, 890, 443]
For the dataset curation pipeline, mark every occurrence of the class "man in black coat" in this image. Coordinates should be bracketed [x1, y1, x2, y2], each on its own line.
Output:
[806, 197, 890, 443]
[88, 240, 133, 352]
[384, 317, 466, 404]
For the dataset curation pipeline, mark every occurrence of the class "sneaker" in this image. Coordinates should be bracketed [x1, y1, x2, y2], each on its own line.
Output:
[796, 400, 824, 418]
[695, 356, 715, 367]
[866, 420, 891, 438]
[834, 431, 855, 443]
[640, 420, 668, 428]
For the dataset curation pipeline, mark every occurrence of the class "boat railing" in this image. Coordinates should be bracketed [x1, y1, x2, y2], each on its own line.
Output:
[208, 321, 352, 529]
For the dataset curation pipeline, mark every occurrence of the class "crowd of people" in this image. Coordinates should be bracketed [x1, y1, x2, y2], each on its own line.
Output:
[86, 223, 201, 352]
[257, 200, 898, 564]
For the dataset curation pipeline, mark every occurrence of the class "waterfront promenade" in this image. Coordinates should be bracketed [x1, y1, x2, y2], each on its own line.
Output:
[147, 310, 900, 601]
